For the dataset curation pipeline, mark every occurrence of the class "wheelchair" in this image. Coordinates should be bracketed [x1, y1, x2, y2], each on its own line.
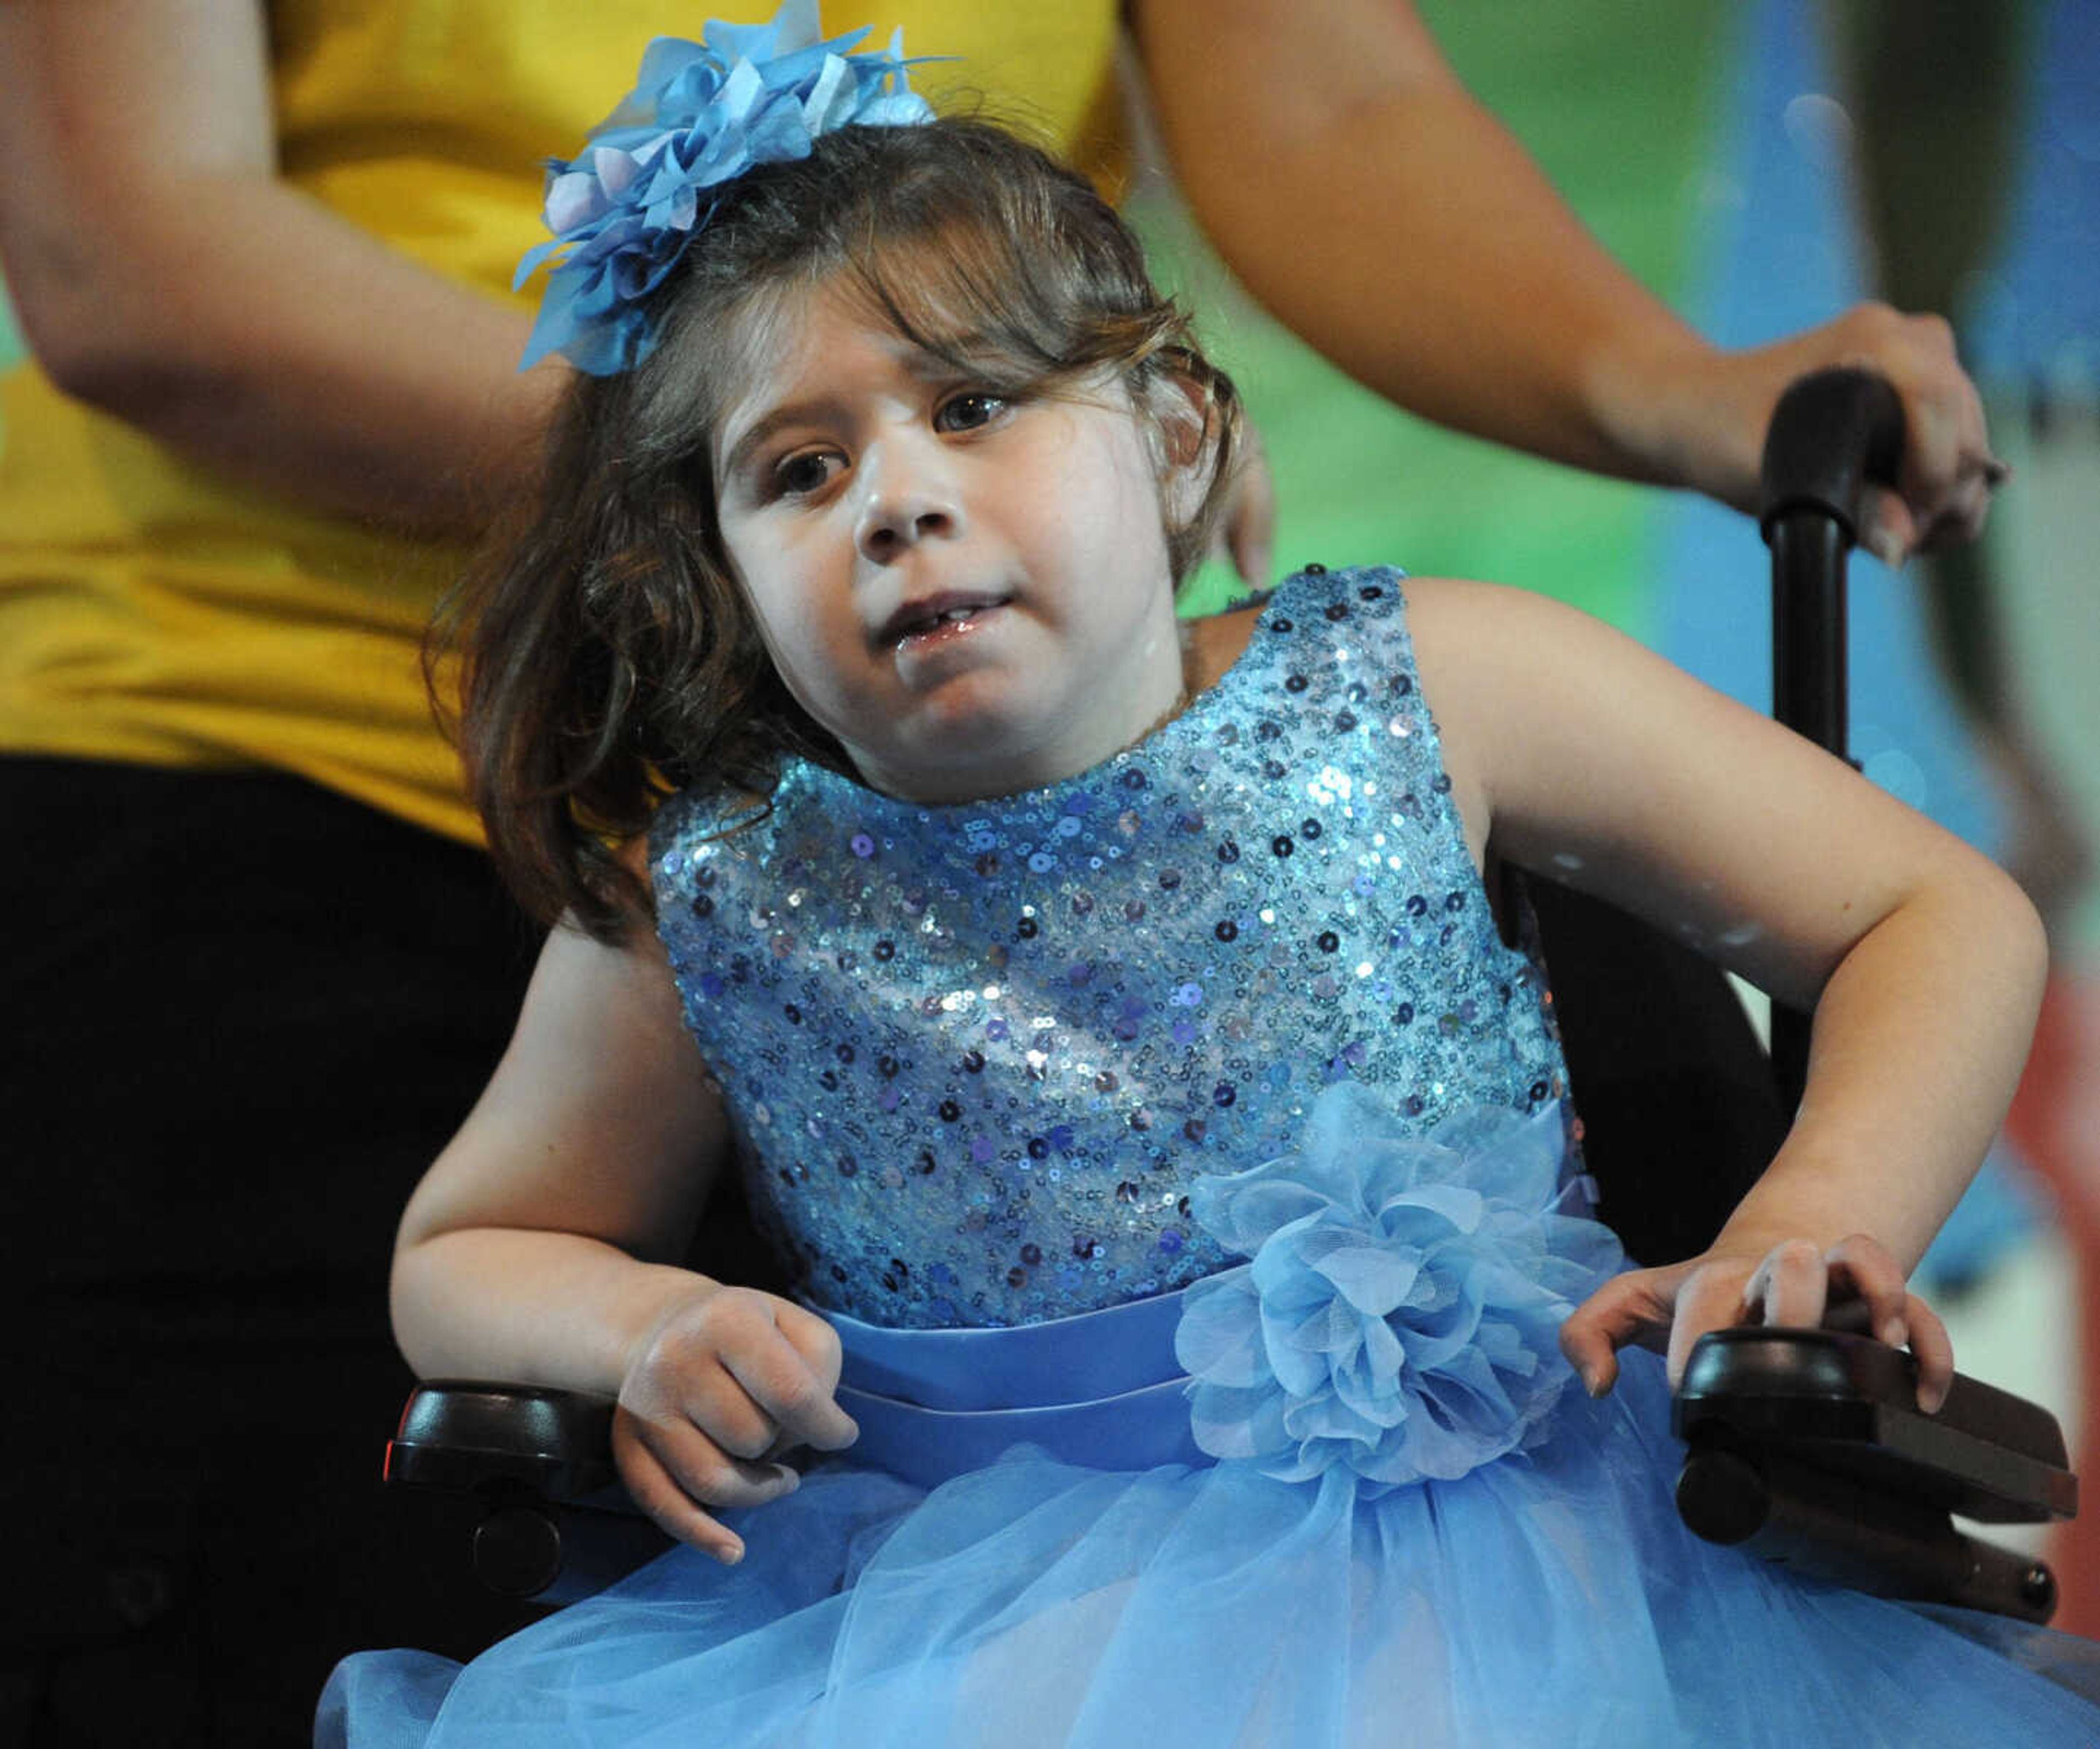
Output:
[381, 371, 2078, 1626]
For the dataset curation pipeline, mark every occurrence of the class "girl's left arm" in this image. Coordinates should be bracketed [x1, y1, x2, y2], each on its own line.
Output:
[1404, 579, 2048, 1409]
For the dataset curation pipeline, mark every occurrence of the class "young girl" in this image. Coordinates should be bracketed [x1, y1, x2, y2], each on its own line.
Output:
[325, 13, 2100, 1745]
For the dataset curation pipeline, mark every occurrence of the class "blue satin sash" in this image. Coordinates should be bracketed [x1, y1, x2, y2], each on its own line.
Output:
[822, 1126, 1602, 1492]
[829, 1289, 1207, 1489]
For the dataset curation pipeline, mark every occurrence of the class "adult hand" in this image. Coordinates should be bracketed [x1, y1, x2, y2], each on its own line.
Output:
[613, 1285, 860, 1563]
[1215, 422, 1276, 588]
[1652, 302, 2005, 567]
[1559, 1231, 1954, 1414]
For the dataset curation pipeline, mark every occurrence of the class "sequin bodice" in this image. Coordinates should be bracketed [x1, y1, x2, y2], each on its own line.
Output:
[651, 568, 1569, 1328]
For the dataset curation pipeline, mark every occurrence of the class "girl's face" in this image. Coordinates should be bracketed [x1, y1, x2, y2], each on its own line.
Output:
[711, 283, 1190, 803]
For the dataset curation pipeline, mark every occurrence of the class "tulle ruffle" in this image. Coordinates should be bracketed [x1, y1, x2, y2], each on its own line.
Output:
[320, 1351, 2100, 1747]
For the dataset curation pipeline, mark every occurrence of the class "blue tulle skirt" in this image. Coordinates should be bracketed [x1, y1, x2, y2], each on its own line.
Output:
[322, 1291, 2100, 1747]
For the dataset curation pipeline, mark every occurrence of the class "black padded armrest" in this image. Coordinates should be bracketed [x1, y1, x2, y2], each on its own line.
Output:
[1672, 1328, 2075, 1622]
[386, 1382, 663, 1599]
[387, 1381, 620, 1501]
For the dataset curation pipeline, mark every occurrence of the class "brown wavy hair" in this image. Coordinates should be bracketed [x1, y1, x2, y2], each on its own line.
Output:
[438, 118, 1245, 941]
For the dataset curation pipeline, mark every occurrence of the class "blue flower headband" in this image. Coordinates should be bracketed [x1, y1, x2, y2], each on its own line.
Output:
[516, 1, 937, 376]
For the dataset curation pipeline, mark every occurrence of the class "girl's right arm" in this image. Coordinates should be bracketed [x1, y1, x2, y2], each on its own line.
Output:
[392, 918, 856, 1562]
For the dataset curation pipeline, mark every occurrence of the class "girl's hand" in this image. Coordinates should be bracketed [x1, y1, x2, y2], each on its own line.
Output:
[612, 1285, 860, 1564]
[1559, 1233, 1955, 1414]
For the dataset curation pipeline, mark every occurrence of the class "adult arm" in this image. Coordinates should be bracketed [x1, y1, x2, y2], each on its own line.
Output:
[1405, 578, 2047, 1402]
[1130, 0, 1997, 562]
[0, 0, 560, 537]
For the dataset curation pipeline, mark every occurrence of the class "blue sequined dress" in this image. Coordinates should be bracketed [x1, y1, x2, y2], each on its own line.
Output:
[323, 570, 2100, 1746]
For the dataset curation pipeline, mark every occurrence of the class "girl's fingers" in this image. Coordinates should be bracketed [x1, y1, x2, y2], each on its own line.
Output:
[611, 1288, 858, 1563]
[1740, 1239, 1829, 1332]
[1749, 1235, 1955, 1413]
[614, 1412, 800, 1564]
[1572, 1235, 1955, 1416]
[684, 1451, 802, 1512]
[1903, 1292, 1956, 1414]
[646, 1289, 858, 1459]
[1824, 1234, 1913, 1350]
[1560, 1268, 1685, 1395]
[1664, 1259, 1761, 1388]
[770, 1300, 860, 1448]
[653, 1418, 802, 1511]
[635, 1414, 797, 1507]
[673, 1357, 788, 1461]
[724, 1321, 859, 1455]
[1557, 1285, 1631, 1396]
[622, 1462, 746, 1564]
[773, 1297, 846, 1385]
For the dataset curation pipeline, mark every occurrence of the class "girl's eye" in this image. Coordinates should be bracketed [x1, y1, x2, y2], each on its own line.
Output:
[773, 449, 844, 498]
[935, 391, 1010, 434]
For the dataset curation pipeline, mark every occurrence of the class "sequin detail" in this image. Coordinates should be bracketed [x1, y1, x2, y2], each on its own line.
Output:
[651, 568, 1570, 1327]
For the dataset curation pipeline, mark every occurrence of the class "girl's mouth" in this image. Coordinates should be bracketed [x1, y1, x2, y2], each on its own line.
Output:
[883, 595, 1011, 652]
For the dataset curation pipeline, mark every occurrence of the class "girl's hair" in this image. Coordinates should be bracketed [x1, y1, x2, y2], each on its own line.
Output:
[441, 117, 1245, 941]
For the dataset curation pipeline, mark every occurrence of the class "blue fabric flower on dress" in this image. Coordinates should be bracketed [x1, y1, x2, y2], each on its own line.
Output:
[515, 0, 937, 375]
[1174, 1083, 1622, 1491]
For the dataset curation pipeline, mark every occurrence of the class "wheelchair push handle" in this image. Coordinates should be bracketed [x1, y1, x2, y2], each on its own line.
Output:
[1757, 366, 1905, 1103]
[1758, 366, 1906, 549]
[1758, 364, 1906, 768]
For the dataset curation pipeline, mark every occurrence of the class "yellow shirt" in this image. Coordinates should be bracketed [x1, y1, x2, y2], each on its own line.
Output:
[0, 0, 1122, 843]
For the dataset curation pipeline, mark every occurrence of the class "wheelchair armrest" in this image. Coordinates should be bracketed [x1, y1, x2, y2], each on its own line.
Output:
[386, 1381, 620, 1500]
[1672, 1327, 2076, 1623]
[386, 1381, 667, 1600]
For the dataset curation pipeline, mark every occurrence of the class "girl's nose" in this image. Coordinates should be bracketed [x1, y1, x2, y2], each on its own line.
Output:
[855, 446, 964, 562]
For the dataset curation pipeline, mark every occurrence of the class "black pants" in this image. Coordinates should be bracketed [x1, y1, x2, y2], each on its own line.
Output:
[0, 758, 544, 1745]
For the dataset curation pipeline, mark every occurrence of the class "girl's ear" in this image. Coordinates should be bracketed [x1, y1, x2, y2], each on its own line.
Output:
[1143, 366, 1222, 533]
